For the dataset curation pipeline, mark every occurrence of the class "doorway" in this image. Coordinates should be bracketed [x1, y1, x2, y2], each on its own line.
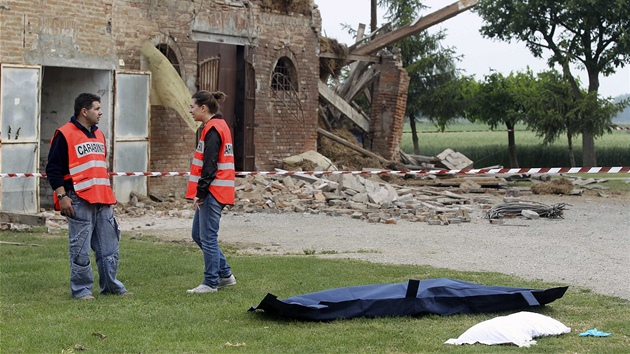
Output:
[198, 42, 255, 171]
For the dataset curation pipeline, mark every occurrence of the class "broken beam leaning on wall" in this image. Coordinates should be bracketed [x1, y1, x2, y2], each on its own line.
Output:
[140, 42, 197, 132]
[319, 52, 380, 63]
[350, 0, 479, 56]
[338, 22, 390, 101]
[318, 82, 370, 131]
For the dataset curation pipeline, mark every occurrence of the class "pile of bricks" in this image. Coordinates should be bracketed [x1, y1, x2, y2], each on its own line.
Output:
[230, 173, 491, 225]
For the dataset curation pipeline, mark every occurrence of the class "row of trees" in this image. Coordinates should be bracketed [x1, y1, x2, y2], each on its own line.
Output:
[373, 0, 629, 167]
[462, 70, 626, 167]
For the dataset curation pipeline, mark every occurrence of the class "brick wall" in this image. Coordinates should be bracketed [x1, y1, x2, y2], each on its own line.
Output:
[369, 51, 410, 161]
[148, 106, 195, 198]
[249, 10, 320, 170]
[1, 0, 322, 188]
[0, 0, 117, 66]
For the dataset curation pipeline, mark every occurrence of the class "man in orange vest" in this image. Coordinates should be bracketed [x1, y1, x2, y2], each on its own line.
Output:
[46, 93, 131, 300]
[185, 90, 236, 293]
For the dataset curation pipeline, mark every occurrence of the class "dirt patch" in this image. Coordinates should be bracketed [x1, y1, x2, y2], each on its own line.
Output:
[318, 128, 385, 171]
[532, 178, 574, 195]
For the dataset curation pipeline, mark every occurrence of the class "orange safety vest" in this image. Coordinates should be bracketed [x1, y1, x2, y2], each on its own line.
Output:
[185, 118, 235, 205]
[51, 122, 116, 209]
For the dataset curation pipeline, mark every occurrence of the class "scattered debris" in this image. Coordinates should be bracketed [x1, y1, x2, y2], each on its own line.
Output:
[224, 342, 246, 347]
[436, 148, 473, 170]
[282, 150, 337, 172]
[486, 201, 569, 220]
[92, 332, 107, 339]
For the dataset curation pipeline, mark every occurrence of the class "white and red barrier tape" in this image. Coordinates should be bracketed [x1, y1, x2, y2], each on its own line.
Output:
[403, 127, 629, 133]
[2, 167, 629, 178]
[403, 129, 514, 134]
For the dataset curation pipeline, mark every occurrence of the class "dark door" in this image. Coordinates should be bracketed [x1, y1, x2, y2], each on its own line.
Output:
[234, 46, 256, 171]
[197, 42, 237, 132]
[239, 46, 256, 171]
[199, 42, 255, 171]
[243, 61, 256, 171]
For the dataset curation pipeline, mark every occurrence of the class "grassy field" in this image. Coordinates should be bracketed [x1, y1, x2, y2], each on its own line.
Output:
[1, 229, 629, 353]
[401, 121, 630, 168]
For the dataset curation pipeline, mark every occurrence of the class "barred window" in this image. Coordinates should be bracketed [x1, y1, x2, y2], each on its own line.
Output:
[271, 57, 297, 92]
[198, 57, 220, 92]
[156, 44, 181, 76]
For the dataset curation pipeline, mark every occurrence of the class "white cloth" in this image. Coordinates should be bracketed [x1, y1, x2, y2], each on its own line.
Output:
[445, 311, 571, 347]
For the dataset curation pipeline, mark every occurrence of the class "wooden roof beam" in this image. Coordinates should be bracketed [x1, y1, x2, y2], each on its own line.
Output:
[350, 0, 478, 56]
[318, 81, 370, 131]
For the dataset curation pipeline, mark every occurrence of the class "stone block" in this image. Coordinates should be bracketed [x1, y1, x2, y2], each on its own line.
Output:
[521, 210, 540, 219]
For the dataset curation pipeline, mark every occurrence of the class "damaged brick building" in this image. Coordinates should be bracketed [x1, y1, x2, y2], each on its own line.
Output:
[0, 0, 410, 213]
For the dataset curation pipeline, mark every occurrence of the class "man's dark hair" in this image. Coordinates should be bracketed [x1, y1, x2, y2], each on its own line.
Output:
[74, 93, 101, 117]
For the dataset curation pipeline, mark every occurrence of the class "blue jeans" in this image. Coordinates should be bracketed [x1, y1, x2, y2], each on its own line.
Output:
[191, 193, 232, 288]
[67, 191, 127, 298]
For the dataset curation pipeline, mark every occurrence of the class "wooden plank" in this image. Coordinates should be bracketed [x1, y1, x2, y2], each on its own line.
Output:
[351, 0, 478, 56]
[319, 52, 380, 63]
[338, 60, 371, 100]
[317, 128, 390, 164]
[343, 66, 380, 102]
[0, 212, 47, 226]
[318, 81, 370, 131]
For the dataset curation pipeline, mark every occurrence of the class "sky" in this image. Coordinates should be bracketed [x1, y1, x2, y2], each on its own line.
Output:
[315, 0, 630, 98]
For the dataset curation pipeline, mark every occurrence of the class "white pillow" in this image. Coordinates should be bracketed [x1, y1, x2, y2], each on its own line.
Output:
[445, 311, 571, 348]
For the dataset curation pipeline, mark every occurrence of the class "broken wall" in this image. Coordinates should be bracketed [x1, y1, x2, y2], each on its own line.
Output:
[368, 50, 409, 161]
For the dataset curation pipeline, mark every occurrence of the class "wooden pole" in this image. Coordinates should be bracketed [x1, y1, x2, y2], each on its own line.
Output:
[352, 0, 478, 56]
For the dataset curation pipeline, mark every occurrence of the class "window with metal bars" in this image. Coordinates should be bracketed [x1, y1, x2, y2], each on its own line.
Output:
[271, 57, 297, 92]
[156, 44, 181, 76]
[198, 57, 220, 92]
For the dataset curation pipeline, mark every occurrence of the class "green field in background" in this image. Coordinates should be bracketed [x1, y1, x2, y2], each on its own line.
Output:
[401, 121, 630, 168]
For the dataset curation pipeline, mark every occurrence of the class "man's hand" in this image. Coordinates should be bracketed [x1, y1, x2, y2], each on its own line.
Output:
[192, 197, 203, 210]
[60, 196, 75, 217]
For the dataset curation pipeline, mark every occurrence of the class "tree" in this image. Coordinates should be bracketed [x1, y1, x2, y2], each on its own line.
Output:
[378, 0, 464, 155]
[524, 70, 583, 166]
[475, 0, 630, 166]
[464, 71, 536, 168]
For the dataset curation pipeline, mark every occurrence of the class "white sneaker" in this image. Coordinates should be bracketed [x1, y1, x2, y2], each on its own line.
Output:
[186, 284, 217, 293]
[218, 275, 237, 289]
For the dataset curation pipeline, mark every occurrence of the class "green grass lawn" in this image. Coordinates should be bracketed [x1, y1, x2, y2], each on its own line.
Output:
[1, 230, 629, 353]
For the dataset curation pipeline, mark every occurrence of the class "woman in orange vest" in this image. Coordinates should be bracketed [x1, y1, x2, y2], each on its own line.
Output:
[185, 91, 237, 293]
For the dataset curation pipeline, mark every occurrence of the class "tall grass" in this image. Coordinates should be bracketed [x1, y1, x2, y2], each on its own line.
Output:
[401, 121, 630, 167]
[1, 230, 629, 353]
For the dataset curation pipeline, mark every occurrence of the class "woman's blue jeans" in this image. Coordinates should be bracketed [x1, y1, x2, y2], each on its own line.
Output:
[191, 193, 232, 288]
[67, 191, 127, 298]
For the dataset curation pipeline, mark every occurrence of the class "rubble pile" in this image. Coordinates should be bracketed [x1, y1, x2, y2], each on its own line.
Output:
[231, 172, 487, 225]
[109, 173, 500, 226]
